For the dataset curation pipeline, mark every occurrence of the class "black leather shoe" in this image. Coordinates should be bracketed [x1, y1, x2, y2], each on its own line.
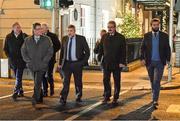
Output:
[12, 93, 18, 101]
[102, 97, 110, 104]
[76, 98, 82, 103]
[32, 98, 43, 106]
[153, 102, 159, 106]
[59, 98, 66, 106]
[152, 101, 159, 109]
[18, 93, 24, 97]
[112, 99, 118, 106]
[43, 93, 48, 97]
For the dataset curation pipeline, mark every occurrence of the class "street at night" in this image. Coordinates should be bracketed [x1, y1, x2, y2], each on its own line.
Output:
[0, 67, 180, 120]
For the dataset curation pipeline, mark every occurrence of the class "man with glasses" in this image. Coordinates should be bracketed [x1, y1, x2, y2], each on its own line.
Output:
[21, 23, 53, 105]
[99, 21, 126, 106]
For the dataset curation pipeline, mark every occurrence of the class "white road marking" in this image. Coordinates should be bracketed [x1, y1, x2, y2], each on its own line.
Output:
[0, 91, 33, 100]
[34, 112, 60, 120]
[141, 105, 154, 113]
[65, 90, 130, 121]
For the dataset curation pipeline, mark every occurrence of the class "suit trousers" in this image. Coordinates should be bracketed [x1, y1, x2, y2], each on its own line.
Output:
[42, 61, 55, 94]
[146, 61, 164, 102]
[60, 61, 83, 100]
[103, 64, 121, 100]
[13, 68, 24, 94]
[31, 71, 45, 102]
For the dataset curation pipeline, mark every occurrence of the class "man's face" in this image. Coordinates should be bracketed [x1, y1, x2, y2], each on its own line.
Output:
[33, 25, 42, 36]
[107, 23, 116, 34]
[13, 24, 22, 35]
[41, 25, 48, 34]
[67, 28, 76, 37]
[151, 21, 160, 32]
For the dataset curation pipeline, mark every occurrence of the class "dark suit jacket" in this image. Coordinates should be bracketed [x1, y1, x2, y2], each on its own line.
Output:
[98, 32, 126, 69]
[4, 31, 28, 69]
[59, 34, 90, 67]
[46, 31, 61, 63]
[140, 31, 171, 66]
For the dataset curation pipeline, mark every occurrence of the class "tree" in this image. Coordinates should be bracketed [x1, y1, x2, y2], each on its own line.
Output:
[117, 13, 141, 38]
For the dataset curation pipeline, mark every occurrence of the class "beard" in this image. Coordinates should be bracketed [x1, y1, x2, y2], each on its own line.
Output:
[152, 27, 159, 32]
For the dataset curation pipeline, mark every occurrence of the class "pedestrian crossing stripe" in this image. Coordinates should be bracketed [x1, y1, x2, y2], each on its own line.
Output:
[166, 104, 180, 113]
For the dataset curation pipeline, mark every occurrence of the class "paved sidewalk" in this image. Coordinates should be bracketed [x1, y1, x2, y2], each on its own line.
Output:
[0, 66, 179, 91]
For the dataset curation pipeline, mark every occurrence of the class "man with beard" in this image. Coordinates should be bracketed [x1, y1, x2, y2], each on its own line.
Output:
[140, 18, 171, 109]
[4, 22, 28, 101]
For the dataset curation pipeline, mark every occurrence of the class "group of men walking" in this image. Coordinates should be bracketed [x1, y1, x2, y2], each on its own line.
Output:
[3, 18, 171, 109]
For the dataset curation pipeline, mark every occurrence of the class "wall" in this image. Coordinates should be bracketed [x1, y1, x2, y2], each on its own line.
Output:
[0, 0, 117, 63]
[0, 0, 53, 39]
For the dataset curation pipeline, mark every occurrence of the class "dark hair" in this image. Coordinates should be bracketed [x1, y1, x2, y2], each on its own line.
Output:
[68, 24, 76, 30]
[108, 21, 116, 27]
[101, 29, 107, 33]
[12, 22, 20, 28]
[151, 18, 160, 25]
[33, 22, 41, 30]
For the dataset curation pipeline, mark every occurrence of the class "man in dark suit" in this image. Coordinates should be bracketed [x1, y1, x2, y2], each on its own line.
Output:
[94, 29, 107, 62]
[4, 22, 28, 101]
[140, 18, 171, 108]
[41, 23, 61, 97]
[99, 21, 126, 105]
[59, 25, 90, 105]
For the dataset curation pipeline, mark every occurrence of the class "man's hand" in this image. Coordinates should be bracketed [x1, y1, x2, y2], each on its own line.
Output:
[119, 64, 125, 68]
[141, 60, 146, 66]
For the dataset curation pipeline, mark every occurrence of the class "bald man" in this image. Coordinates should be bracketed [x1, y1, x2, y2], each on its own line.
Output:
[41, 23, 61, 96]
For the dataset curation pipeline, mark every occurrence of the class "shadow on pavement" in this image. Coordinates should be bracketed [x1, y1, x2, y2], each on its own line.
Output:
[77, 91, 152, 120]
[121, 91, 151, 105]
[113, 103, 158, 120]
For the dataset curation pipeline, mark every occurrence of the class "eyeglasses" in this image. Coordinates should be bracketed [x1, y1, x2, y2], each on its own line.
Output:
[35, 28, 42, 30]
[107, 26, 115, 29]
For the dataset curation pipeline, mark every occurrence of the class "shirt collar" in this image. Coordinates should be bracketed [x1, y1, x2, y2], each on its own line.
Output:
[14, 33, 19, 38]
[69, 35, 76, 39]
[108, 31, 116, 36]
[152, 31, 159, 34]
[34, 35, 40, 40]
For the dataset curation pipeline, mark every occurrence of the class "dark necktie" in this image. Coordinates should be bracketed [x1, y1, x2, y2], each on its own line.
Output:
[68, 37, 73, 61]
[154, 32, 157, 37]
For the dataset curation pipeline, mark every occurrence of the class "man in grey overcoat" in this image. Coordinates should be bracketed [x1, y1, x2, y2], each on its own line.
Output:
[21, 23, 53, 105]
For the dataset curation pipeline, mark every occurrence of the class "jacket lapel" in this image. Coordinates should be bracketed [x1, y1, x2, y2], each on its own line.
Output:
[149, 32, 152, 51]
[159, 31, 163, 55]
[159, 31, 162, 47]
[64, 36, 69, 60]
[75, 35, 79, 58]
